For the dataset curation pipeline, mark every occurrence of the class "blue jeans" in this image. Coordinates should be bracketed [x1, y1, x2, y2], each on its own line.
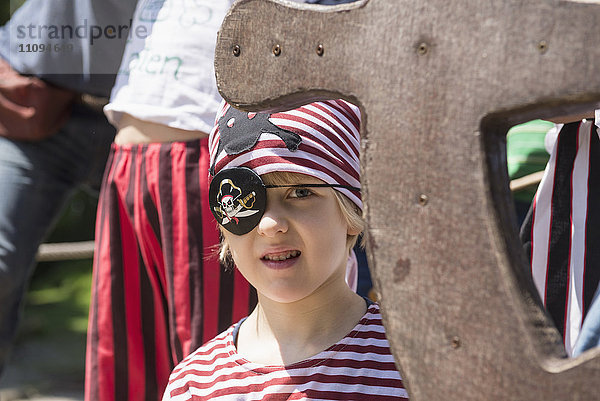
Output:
[0, 102, 115, 375]
[573, 285, 600, 356]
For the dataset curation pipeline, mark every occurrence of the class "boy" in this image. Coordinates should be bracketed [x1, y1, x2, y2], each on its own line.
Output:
[162, 100, 409, 400]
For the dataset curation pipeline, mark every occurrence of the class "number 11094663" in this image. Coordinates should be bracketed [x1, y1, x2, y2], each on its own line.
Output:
[18, 43, 74, 53]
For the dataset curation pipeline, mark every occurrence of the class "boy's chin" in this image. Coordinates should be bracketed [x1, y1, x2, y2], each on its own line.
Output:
[261, 288, 315, 305]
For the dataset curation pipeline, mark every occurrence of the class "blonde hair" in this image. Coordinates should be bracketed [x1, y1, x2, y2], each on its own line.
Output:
[218, 171, 364, 265]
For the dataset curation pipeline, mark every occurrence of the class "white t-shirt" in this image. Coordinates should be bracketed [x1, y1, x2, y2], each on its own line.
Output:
[104, 0, 234, 133]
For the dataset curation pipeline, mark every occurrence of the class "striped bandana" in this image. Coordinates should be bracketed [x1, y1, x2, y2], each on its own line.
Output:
[208, 99, 362, 210]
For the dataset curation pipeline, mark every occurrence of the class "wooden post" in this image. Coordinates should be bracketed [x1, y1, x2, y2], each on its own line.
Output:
[214, 1, 600, 399]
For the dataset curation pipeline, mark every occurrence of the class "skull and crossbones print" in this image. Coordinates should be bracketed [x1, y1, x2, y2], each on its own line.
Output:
[214, 178, 259, 225]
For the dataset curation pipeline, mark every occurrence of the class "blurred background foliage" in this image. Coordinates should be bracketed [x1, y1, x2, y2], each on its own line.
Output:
[21, 188, 97, 341]
[1, 0, 22, 25]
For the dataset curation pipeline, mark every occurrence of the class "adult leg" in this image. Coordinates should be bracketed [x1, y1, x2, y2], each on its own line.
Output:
[0, 102, 115, 375]
[154, 140, 256, 352]
[86, 139, 256, 401]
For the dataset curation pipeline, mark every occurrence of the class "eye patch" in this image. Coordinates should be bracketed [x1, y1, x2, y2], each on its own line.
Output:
[209, 167, 359, 235]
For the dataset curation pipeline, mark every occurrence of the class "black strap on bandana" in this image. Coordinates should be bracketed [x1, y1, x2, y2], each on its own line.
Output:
[209, 167, 360, 235]
[265, 183, 360, 190]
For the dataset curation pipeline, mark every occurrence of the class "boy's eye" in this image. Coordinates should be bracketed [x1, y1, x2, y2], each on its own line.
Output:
[289, 187, 312, 199]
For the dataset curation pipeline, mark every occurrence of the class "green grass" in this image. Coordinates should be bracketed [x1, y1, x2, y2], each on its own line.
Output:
[21, 260, 93, 339]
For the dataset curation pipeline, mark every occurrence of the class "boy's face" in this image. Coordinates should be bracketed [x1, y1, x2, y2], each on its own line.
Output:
[222, 173, 358, 304]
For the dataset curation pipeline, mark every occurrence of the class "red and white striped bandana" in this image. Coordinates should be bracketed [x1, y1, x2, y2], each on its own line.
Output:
[208, 99, 362, 210]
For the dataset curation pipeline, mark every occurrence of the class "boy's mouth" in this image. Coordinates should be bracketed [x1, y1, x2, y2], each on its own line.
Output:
[262, 250, 301, 261]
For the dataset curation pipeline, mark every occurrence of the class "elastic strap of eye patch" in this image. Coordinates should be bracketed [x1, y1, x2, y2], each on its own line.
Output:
[264, 184, 361, 192]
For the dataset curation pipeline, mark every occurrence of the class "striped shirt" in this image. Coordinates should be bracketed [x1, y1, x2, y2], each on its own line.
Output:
[163, 303, 408, 400]
[521, 118, 600, 355]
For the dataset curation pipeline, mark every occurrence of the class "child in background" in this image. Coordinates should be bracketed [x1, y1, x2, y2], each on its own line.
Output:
[162, 99, 408, 400]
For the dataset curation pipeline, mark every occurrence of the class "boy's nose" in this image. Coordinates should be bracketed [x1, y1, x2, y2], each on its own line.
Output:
[256, 205, 289, 237]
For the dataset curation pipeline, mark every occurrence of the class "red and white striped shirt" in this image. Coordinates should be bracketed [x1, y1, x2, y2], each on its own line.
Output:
[522, 118, 600, 355]
[163, 303, 408, 400]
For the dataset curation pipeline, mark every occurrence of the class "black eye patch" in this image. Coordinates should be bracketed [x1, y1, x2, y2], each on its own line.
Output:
[209, 167, 359, 235]
[209, 167, 266, 235]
